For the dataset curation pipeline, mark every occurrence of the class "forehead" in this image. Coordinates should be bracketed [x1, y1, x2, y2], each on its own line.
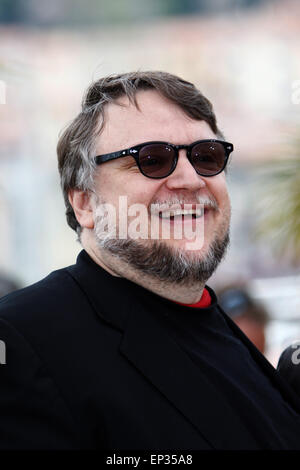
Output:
[96, 89, 216, 154]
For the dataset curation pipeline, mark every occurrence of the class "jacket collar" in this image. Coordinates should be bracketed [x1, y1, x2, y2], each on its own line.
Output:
[66, 249, 262, 449]
[66, 249, 138, 331]
[67, 249, 220, 331]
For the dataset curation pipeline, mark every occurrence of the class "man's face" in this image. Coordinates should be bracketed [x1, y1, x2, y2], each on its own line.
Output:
[92, 89, 231, 284]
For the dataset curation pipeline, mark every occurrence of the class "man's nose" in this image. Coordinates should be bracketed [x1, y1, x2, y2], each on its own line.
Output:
[164, 149, 206, 191]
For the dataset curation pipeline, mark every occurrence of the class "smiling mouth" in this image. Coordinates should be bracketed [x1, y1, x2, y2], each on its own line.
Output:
[158, 208, 205, 220]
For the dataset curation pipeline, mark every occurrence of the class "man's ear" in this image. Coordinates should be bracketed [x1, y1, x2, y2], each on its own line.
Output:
[68, 189, 95, 229]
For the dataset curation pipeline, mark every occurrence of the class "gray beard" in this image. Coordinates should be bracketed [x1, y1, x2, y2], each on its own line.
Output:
[95, 228, 230, 286]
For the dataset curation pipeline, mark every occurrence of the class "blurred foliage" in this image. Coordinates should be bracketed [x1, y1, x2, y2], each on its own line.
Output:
[0, 0, 266, 26]
[254, 140, 300, 264]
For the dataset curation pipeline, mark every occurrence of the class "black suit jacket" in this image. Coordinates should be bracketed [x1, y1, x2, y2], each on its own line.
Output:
[0, 250, 300, 450]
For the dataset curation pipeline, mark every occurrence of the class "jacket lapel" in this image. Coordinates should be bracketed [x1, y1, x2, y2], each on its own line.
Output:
[68, 251, 259, 449]
[120, 305, 259, 450]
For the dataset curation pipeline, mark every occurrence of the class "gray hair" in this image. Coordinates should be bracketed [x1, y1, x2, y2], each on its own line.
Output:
[57, 71, 223, 236]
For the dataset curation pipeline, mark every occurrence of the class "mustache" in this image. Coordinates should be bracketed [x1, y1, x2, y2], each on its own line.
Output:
[150, 195, 219, 214]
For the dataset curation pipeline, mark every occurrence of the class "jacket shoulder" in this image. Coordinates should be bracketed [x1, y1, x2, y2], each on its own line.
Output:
[0, 266, 81, 326]
[0, 267, 90, 449]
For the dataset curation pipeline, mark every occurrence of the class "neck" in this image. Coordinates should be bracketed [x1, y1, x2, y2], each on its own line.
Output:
[82, 233, 205, 304]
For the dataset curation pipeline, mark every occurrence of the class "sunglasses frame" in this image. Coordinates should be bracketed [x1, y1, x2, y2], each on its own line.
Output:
[94, 139, 234, 179]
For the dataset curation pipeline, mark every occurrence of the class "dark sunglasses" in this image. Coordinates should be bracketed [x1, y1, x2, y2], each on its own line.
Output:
[95, 139, 234, 179]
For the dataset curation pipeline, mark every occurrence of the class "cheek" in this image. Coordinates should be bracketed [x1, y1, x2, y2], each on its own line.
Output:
[221, 188, 231, 213]
[96, 169, 161, 208]
[207, 175, 230, 209]
[126, 183, 162, 208]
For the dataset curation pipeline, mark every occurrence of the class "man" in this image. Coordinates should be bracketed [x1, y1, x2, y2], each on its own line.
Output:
[0, 71, 300, 450]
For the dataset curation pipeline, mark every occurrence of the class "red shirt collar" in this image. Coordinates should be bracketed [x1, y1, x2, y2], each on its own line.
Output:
[174, 288, 211, 308]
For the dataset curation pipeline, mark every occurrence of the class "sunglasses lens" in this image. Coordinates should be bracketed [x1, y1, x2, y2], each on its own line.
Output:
[191, 142, 226, 176]
[138, 144, 175, 177]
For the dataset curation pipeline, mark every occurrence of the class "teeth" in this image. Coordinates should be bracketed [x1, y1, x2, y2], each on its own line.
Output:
[159, 208, 203, 219]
